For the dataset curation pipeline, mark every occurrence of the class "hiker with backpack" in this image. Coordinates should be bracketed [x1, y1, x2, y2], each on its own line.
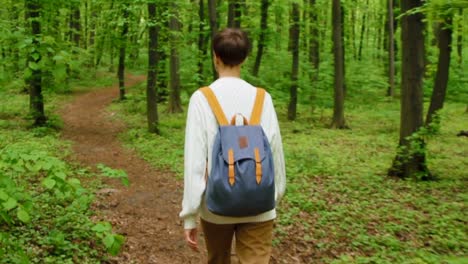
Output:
[179, 28, 286, 264]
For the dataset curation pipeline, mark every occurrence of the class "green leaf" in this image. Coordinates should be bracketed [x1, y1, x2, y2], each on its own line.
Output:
[43, 178, 56, 189]
[103, 234, 115, 249]
[24, 68, 32, 80]
[67, 178, 81, 186]
[53, 55, 64, 61]
[31, 53, 40, 61]
[121, 177, 130, 187]
[109, 234, 125, 256]
[92, 222, 112, 233]
[0, 211, 13, 225]
[17, 208, 30, 223]
[53, 65, 67, 81]
[28, 61, 39, 70]
[2, 197, 18, 211]
[0, 190, 8, 201]
[54, 171, 67, 180]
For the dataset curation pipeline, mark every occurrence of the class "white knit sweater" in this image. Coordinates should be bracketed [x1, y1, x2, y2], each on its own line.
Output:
[179, 77, 286, 229]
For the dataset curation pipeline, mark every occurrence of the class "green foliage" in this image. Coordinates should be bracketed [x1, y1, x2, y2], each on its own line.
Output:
[92, 222, 125, 256]
[0, 80, 123, 263]
[97, 163, 130, 187]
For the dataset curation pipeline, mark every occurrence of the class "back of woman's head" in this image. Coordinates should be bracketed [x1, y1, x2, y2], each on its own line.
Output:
[212, 28, 251, 67]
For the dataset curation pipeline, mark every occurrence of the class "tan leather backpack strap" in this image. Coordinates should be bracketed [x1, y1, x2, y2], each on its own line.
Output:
[199, 87, 229, 126]
[250, 88, 266, 125]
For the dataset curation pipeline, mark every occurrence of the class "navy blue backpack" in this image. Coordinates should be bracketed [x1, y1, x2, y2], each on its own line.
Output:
[200, 87, 275, 217]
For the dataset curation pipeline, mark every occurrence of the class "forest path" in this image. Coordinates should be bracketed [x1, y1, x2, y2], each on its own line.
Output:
[59, 75, 205, 263]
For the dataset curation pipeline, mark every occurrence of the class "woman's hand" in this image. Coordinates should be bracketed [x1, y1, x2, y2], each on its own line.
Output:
[184, 228, 199, 252]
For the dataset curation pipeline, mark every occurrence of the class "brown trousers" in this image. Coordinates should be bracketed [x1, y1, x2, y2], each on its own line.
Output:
[201, 219, 274, 264]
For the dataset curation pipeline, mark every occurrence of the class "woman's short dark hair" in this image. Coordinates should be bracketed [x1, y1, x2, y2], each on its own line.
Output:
[212, 28, 251, 67]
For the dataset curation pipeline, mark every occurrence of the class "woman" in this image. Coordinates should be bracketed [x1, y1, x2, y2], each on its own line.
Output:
[179, 28, 286, 264]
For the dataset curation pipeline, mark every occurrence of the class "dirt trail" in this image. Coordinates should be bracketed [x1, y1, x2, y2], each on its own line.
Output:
[60, 75, 206, 263]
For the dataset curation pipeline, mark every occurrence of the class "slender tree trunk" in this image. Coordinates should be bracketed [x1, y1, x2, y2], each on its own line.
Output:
[389, 0, 430, 180]
[168, 2, 183, 113]
[426, 16, 453, 126]
[340, 4, 346, 96]
[10, 5, 20, 77]
[331, 0, 347, 129]
[90, 10, 97, 46]
[118, 4, 130, 100]
[207, 0, 218, 80]
[252, 0, 269, 77]
[309, 0, 319, 74]
[197, 0, 208, 86]
[387, 0, 395, 97]
[26, 0, 46, 126]
[84, 0, 88, 49]
[309, 0, 320, 109]
[72, 5, 81, 47]
[457, 9, 463, 65]
[147, 2, 159, 134]
[288, 3, 300, 121]
[357, 0, 368, 61]
[351, 0, 357, 59]
[227, 0, 241, 28]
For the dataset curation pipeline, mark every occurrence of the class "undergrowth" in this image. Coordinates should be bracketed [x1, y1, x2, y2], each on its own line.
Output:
[0, 75, 125, 263]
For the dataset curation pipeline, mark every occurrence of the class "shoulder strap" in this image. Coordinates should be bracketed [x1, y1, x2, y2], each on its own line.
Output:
[250, 88, 266, 125]
[199, 87, 229, 126]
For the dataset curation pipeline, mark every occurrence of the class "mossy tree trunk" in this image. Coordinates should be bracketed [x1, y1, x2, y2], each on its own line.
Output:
[26, 0, 46, 126]
[331, 0, 347, 129]
[147, 2, 160, 134]
[426, 15, 453, 126]
[288, 2, 300, 121]
[252, 0, 269, 77]
[118, 3, 129, 101]
[227, 0, 242, 28]
[388, 0, 430, 180]
[168, 1, 183, 113]
[207, 0, 218, 80]
[386, 0, 396, 97]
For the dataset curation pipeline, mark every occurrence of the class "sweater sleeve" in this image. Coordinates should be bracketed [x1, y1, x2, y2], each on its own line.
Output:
[262, 94, 286, 204]
[179, 92, 208, 229]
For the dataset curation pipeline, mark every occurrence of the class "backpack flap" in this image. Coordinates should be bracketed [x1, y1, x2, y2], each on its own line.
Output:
[219, 126, 266, 165]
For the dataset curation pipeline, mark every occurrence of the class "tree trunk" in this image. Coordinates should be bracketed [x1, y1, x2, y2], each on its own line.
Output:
[341, 4, 347, 96]
[227, 0, 241, 28]
[118, 4, 130, 101]
[388, 0, 430, 180]
[357, 0, 368, 61]
[387, 0, 395, 97]
[72, 5, 81, 47]
[331, 0, 347, 129]
[168, 2, 183, 113]
[457, 9, 463, 65]
[197, 0, 208, 86]
[288, 3, 300, 121]
[350, 0, 357, 59]
[10, 4, 20, 77]
[207, 0, 218, 80]
[309, 0, 319, 76]
[426, 16, 453, 126]
[147, 2, 160, 134]
[84, 0, 88, 49]
[252, 0, 269, 77]
[26, 0, 46, 126]
[308, 0, 320, 109]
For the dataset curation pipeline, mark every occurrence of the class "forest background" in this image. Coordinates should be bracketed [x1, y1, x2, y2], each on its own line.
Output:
[0, 0, 467, 263]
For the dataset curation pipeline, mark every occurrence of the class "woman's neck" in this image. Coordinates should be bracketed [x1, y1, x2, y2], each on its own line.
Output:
[216, 61, 241, 78]
[217, 66, 241, 78]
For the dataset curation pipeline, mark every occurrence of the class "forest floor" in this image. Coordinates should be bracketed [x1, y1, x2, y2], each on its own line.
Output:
[59, 75, 208, 263]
